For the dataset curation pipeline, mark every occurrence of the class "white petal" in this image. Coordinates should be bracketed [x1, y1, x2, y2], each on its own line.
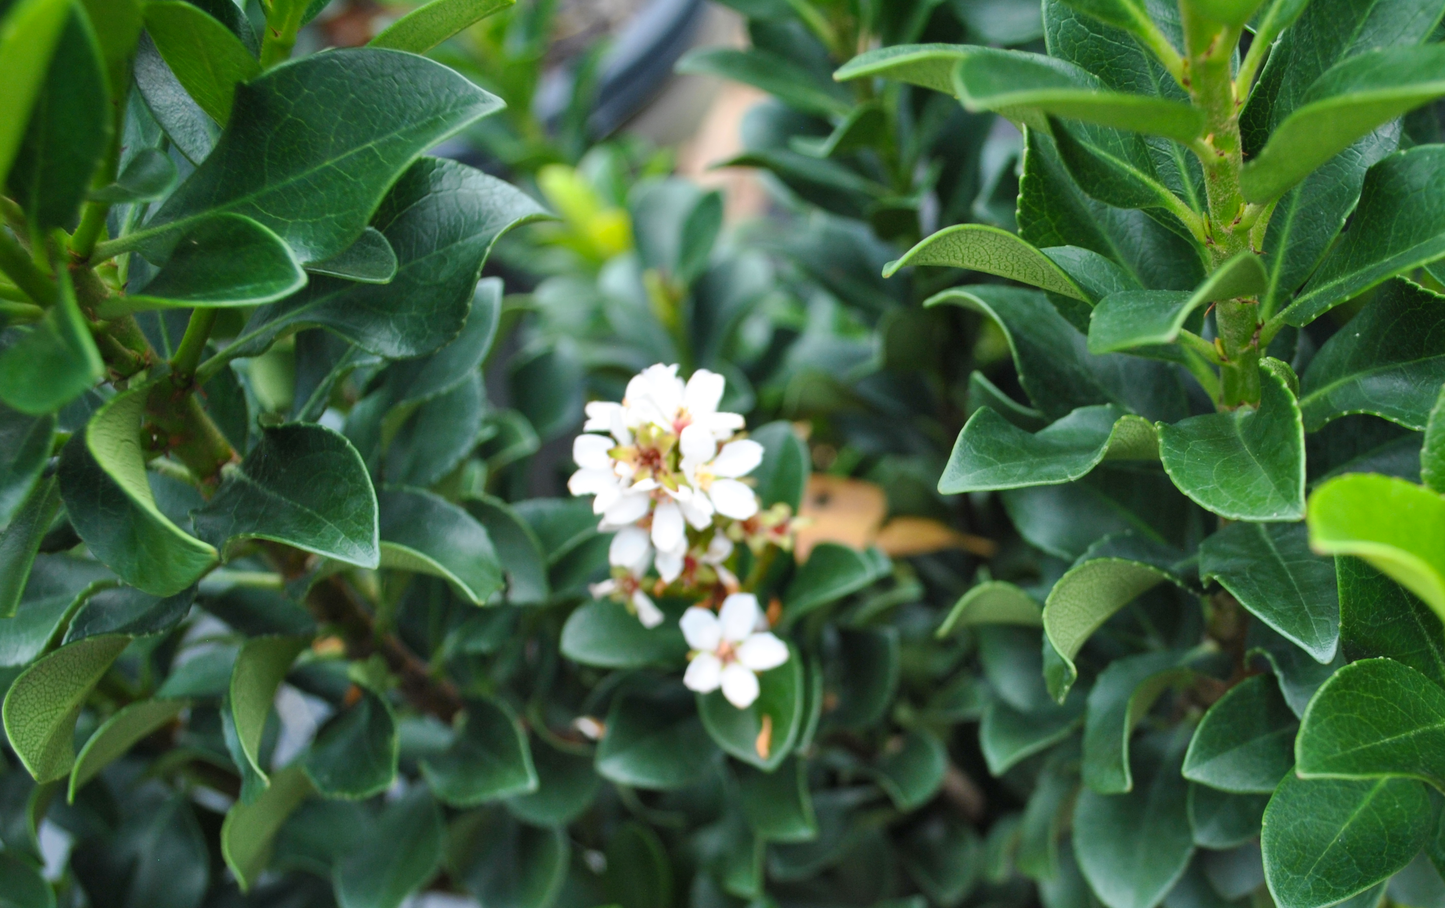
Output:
[632, 591, 665, 629]
[700, 411, 746, 439]
[651, 501, 686, 554]
[679, 423, 717, 463]
[569, 468, 618, 497]
[609, 526, 652, 571]
[655, 548, 684, 583]
[587, 579, 617, 599]
[709, 479, 759, 520]
[603, 492, 652, 527]
[684, 651, 724, 693]
[684, 369, 726, 417]
[712, 439, 763, 478]
[720, 663, 761, 708]
[737, 633, 789, 672]
[572, 433, 614, 470]
[718, 593, 761, 643]
[592, 485, 620, 515]
[679, 495, 714, 530]
[583, 402, 622, 432]
[704, 533, 734, 563]
[680, 606, 722, 652]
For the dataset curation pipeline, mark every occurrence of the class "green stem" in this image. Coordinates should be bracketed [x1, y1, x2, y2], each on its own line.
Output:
[170, 308, 218, 386]
[71, 95, 127, 262]
[0, 300, 45, 322]
[260, 0, 305, 68]
[0, 229, 56, 304]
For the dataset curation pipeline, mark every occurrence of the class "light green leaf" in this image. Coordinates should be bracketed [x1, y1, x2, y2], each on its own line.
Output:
[738, 757, 817, 843]
[192, 422, 378, 568]
[143, 0, 259, 124]
[781, 543, 890, 627]
[0, 271, 102, 416]
[229, 635, 309, 788]
[221, 762, 312, 891]
[699, 643, 805, 771]
[595, 690, 715, 790]
[369, 0, 512, 53]
[1182, 674, 1297, 793]
[886, 224, 1087, 300]
[939, 404, 1157, 494]
[113, 214, 306, 313]
[334, 789, 442, 908]
[1088, 253, 1268, 354]
[2, 634, 130, 782]
[833, 43, 970, 95]
[421, 697, 536, 806]
[560, 600, 687, 669]
[1188, 784, 1269, 849]
[1242, 46, 1445, 203]
[1084, 650, 1197, 794]
[1200, 521, 1340, 663]
[678, 47, 852, 117]
[1296, 657, 1445, 788]
[872, 730, 948, 811]
[1307, 473, 1445, 621]
[306, 227, 398, 284]
[0, 475, 61, 619]
[1424, 385, 1445, 494]
[1158, 365, 1305, 521]
[1286, 147, 1445, 326]
[304, 687, 397, 799]
[1297, 279, 1445, 432]
[57, 385, 217, 596]
[937, 581, 1043, 635]
[0, 0, 71, 185]
[1262, 774, 1431, 908]
[378, 487, 502, 605]
[68, 697, 188, 801]
[979, 693, 1085, 775]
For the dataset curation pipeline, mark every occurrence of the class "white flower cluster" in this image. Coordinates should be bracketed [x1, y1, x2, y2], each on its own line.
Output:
[569, 364, 788, 708]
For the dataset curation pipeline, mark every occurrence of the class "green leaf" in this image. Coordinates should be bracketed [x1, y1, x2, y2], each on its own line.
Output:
[872, 729, 948, 811]
[595, 689, 716, 790]
[1084, 650, 1197, 795]
[193, 422, 379, 568]
[368, 0, 512, 53]
[0, 0, 71, 185]
[89, 147, 176, 203]
[1249, 625, 1345, 718]
[1182, 674, 1297, 793]
[822, 626, 899, 729]
[63, 582, 195, 643]
[334, 789, 442, 908]
[1296, 657, 1445, 788]
[2, 634, 130, 782]
[421, 697, 536, 806]
[605, 821, 673, 908]
[115, 214, 306, 312]
[781, 544, 890, 626]
[1019, 754, 1074, 880]
[560, 600, 687, 668]
[678, 47, 852, 117]
[938, 581, 1043, 634]
[902, 816, 981, 906]
[1088, 253, 1268, 354]
[1338, 556, 1445, 688]
[1158, 365, 1305, 521]
[0, 555, 112, 667]
[833, 43, 970, 95]
[378, 487, 502, 605]
[1200, 522, 1339, 663]
[450, 808, 570, 908]
[57, 386, 217, 596]
[143, 0, 259, 124]
[0, 405, 52, 525]
[1188, 784, 1269, 849]
[939, 404, 1157, 494]
[1042, 533, 1191, 702]
[0, 271, 102, 416]
[462, 496, 548, 606]
[306, 227, 398, 284]
[133, 31, 217, 165]
[1297, 279, 1445, 432]
[68, 697, 187, 801]
[750, 420, 809, 511]
[223, 159, 544, 361]
[0, 475, 61, 620]
[503, 739, 598, 827]
[229, 635, 309, 788]
[304, 687, 397, 799]
[1262, 774, 1432, 908]
[1286, 147, 1445, 326]
[221, 762, 312, 892]
[0, 851, 52, 908]
[979, 693, 1085, 775]
[1241, 46, 1445, 203]
[886, 224, 1087, 300]
[699, 642, 805, 770]
[738, 757, 817, 843]
[383, 374, 483, 487]
[128, 48, 502, 265]
[1425, 385, 1445, 494]
[1307, 473, 1445, 620]
[953, 47, 1204, 142]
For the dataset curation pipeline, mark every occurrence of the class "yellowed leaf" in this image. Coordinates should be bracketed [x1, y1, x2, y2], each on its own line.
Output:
[875, 516, 998, 558]
[794, 474, 887, 560]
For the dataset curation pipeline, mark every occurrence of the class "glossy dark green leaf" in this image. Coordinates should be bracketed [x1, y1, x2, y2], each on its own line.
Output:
[450, 808, 570, 908]
[123, 49, 501, 264]
[885, 224, 1087, 300]
[750, 420, 809, 510]
[0, 0, 71, 185]
[1084, 650, 1196, 794]
[902, 815, 981, 906]
[1182, 675, 1297, 793]
[63, 582, 194, 643]
[68, 697, 187, 801]
[604, 821, 673, 908]
[560, 600, 687, 669]
[378, 487, 501, 605]
[383, 373, 483, 487]
[872, 729, 948, 811]
[89, 147, 175, 203]
[462, 496, 547, 606]
[678, 47, 851, 117]
[0, 850, 52, 908]
[305, 688, 398, 799]
[0, 405, 52, 525]
[822, 626, 899, 729]
[0, 556, 112, 667]
[369, 0, 512, 52]
[1074, 732, 1194, 908]
[2, 634, 129, 782]
[503, 739, 598, 827]
[1200, 522, 1339, 663]
[1298, 279, 1445, 432]
[306, 227, 398, 284]
[1019, 754, 1075, 880]
[1158, 366, 1305, 521]
[509, 338, 582, 443]
[229, 635, 308, 788]
[940, 404, 1157, 493]
[1296, 657, 1445, 788]
[1287, 148, 1445, 326]
[781, 543, 890, 626]
[367, 278, 500, 406]
[193, 422, 378, 567]
[0, 475, 61, 620]
[1088, 253, 1268, 354]
[1338, 556, 1445, 688]
[738, 757, 817, 842]
[1249, 624, 1345, 719]
[118, 214, 306, 312]
[1262, 774, 1431, 908]
[1188, 784, 1269, 849]
[334, 789, 442, 908]
[221, 763, 312, 892]
[699, 642, 805, 770]
[980, 693, 1085, 775]
[421, 697, 535, 806]
[0, 272, 102, 416]
[131, 30, 216, 165]
[595, 689, 716, 790]
[938, 581, 1043, 634]
[1424, 385, 1445, 494]
[143, 0, 259, 124]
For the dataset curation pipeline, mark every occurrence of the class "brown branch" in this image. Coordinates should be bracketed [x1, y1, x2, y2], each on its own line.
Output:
[940, 761, 987, 823]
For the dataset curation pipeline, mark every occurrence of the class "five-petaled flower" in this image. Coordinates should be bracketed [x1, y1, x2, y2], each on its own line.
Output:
[680, 593, 790, 709]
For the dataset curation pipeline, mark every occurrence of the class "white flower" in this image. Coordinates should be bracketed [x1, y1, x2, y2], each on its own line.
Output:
[624, 365, 745, 440]
[680, 593, 789, 708]
[680, 429, 764, 521]
[589, 570, 665, 629]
